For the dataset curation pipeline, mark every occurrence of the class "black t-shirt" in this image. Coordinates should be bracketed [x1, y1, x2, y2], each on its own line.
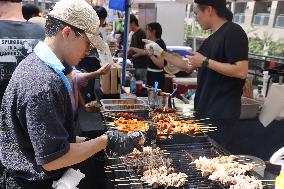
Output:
[129, 28, 148, 69]
[0, 20, 45, 103]
[147, 39, 167, 70]
[195, 22, 248, 119]
[0, 53, 75, 182]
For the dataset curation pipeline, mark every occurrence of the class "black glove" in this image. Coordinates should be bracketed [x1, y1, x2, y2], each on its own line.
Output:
[106, 130, 145, 156]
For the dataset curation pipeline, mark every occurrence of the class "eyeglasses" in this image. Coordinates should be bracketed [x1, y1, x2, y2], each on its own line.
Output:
[74, 29, 94, 52]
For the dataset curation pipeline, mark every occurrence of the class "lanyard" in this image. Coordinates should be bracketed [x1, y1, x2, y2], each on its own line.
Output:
[42, 62, 72, 93]
[34, 42, 72, 93]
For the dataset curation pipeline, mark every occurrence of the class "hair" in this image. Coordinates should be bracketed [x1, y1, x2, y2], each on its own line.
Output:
[130, 14, 139, 27]
[93, 5, 107, 20]
[146, 22, 162, 39]
[22, 3, 40, 20]
[198, 4, 233, 22]
[45, 16, 84, 38]
[0, 0, 22, 2]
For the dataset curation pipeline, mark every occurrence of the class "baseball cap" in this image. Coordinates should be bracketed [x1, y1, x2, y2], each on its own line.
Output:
[49, 0, 107, 54]
[194, 0, 233, 21]
[194, 0, 226, 8]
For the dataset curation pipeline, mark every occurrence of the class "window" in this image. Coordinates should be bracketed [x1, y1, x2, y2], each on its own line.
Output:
[253, 13, 270, 26]
[275, 14, 284, 28]
[233, 13, 245, 24]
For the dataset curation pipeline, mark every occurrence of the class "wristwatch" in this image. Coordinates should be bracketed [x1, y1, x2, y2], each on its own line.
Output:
[202, 57, 209, 68]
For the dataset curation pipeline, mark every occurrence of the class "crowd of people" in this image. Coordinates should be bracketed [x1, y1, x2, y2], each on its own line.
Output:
[0, 0, 249, 188]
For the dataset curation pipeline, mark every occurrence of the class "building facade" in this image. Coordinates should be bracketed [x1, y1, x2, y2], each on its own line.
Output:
[232, 0, 284, 40]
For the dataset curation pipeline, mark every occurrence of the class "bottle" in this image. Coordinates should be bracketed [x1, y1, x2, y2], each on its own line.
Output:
[262, 71, 269, 96]
[255, 85, 265, 102]
[130, 74, 136, 94]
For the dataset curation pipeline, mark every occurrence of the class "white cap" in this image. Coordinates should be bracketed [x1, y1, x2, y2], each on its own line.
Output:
[49, 0, 108, 53]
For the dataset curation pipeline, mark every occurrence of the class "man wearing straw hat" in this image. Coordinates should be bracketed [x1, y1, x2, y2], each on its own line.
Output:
[143, 0, 249, 150]
[0, 0, 144, 188]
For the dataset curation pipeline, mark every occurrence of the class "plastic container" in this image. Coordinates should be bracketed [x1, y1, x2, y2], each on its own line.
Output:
[166, 46, 192, 57]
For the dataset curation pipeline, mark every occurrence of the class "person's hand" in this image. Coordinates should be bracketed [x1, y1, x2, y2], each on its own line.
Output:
[97, 63, 111, 75]
[142, 39, 164, 56]
[106, 130, 145, 156]
[188, 52, 206, 68]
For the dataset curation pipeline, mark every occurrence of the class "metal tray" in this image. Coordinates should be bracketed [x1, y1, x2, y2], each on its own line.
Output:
[100, 99, 146, 106]
[102, 104, 149, 112]
[101, 111, 150, 122]
[240, 97, 262, 119]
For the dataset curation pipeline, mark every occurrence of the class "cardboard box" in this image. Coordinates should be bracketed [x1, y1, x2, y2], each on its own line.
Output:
[101, 64, 121, 94]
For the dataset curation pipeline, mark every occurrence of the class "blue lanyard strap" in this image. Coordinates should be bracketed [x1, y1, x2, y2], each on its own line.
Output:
[34, 41, 72, 93]
[43, 62, 72, 93]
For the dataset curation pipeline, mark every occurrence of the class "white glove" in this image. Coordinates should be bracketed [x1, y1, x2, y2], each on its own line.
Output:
[142, 39, 164, 56]
[52, 168, 85, 189]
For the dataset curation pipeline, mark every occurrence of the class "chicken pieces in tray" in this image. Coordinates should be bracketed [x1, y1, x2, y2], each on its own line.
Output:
[113, 117, 149, 134]
[151, 109, 203, 135]
[193, 155, 263, 189]
[124, 147, 188, 188]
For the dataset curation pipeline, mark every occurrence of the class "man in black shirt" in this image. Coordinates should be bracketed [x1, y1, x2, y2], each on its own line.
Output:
[128, 14, 148, 82]
[0, 0, 45, 104]
[143, 0, 248, 150]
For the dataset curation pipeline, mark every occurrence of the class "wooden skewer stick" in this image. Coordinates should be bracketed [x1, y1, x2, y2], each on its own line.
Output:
[259, 180, 275, 182]
[198, 126, 217, 129]
[202, 129, 217, 132]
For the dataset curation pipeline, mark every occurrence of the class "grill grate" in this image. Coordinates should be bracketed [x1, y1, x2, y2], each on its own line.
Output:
[106, 132, 272, 189]
[156, 142, 228, 189]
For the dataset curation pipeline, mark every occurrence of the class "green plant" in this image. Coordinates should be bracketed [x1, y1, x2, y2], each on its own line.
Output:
[249, 36, 264, 54]
[184, 24, 211, 38]
[268, 39, 284, 57]
[248, 30, 284, 57]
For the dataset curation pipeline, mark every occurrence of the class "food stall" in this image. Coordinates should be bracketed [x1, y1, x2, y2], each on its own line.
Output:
[77, 94, 273, 189]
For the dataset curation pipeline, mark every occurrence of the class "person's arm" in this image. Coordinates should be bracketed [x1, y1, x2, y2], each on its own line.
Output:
[207, 59, 248, 79]
[78, 63, 111, 82]
[129, 47, 147, 58]
[142, 39, 196, 72]
[43, 130, 145, 171]
[189, 52, 248, 79]
[42, 135, 108, 171]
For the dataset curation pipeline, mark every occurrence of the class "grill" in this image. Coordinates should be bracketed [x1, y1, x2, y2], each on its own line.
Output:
[101, 111, 273, 189]
[105, 137, 274, 189]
